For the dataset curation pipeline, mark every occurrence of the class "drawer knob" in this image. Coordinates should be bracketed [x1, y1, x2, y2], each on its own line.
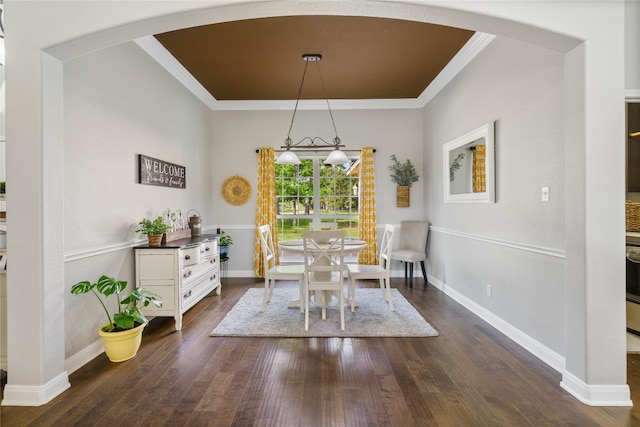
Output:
[183, 270, 192, 279]
[184, 254, 191, 260]
[205, 247, 211, 252]
[183, 290, 192, 299]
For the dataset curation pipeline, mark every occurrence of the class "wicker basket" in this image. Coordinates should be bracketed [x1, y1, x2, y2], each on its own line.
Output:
[396, 186, 410, 207]
[147, 234, 163, 247]
[627, 201, 640, 232]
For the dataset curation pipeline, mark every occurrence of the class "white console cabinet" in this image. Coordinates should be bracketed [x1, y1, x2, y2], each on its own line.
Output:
[134, 234, 220, 330]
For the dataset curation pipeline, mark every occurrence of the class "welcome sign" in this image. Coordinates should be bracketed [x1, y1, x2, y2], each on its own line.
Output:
[138, 154, 186, 189]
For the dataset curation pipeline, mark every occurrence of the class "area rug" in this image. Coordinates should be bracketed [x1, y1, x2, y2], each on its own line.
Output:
[211, 287, 438, 337]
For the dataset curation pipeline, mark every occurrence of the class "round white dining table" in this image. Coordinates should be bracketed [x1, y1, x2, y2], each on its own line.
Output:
[278, 238, 367, 308]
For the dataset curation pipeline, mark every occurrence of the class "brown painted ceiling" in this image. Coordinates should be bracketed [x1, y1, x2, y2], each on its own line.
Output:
[154, 16, 474, 101]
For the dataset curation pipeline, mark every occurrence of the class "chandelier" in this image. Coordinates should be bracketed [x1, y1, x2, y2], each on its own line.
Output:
[276, 54, 350, 166]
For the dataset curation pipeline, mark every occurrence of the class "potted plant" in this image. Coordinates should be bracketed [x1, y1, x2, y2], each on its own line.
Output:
[219, 230, 233, 259]
[136, 215, 172, 246]
[70, 275, 163, 362]
[388, 154, 419, 207]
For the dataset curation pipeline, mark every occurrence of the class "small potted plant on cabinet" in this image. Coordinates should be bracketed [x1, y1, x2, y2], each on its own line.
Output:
[71, 275, 162, 362]
[388, 154, 419, 207]
[136, 215, 172, 246]
[219, 230, 233, 259]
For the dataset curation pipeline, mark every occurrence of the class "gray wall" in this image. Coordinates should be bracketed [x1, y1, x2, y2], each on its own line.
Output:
[63, 41, 214, 359]
[424, 37, 565, 355]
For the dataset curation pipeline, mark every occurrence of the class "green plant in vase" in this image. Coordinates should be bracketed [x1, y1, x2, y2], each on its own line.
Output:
[70, 275, 162, 362]
[389, 154, 419, 207]
[219, 230, 233, 259]
[135, 216, 172, 246]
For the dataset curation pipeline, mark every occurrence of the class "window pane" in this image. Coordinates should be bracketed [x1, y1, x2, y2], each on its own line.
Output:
[276, 157, 359, 241]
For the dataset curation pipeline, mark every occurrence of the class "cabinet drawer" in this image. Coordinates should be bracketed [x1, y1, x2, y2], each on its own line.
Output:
[180, 246, 201, 266]
[181, 270, 220, 311]
[180, 257, 217, 284]
[202, 240, 218, 257]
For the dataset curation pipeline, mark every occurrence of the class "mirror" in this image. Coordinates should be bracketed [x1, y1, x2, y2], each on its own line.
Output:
[443, 122, 495, 203]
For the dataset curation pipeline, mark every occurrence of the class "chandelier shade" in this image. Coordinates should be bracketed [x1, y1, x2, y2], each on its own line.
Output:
[276, 54, 349, 166]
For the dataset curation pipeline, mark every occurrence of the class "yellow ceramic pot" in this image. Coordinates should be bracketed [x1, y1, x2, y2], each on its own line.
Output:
[98, 323, 146, 362]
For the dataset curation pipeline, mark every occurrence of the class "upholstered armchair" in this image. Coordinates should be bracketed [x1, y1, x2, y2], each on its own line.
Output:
[390, 221, 430, 288]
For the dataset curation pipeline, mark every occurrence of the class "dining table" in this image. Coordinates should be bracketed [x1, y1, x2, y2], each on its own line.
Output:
[278, 237, 368, 309]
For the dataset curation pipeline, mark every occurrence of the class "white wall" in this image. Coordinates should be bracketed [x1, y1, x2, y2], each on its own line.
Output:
[63, 41, 213, 359]
[424, 37, 565, 354]
[626, 0, 640, 93]
[210, 108, 424, 275]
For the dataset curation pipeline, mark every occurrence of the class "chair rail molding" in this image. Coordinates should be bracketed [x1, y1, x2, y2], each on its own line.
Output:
[429, 226, 565, 259]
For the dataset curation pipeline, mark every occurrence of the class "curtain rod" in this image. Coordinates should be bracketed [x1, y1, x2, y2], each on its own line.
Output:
[256, 148, 375, 154]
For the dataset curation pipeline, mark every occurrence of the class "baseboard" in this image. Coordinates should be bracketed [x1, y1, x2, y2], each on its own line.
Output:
[560, 370, 633, 406]
[428, 274, 566, 373]
[1, 371, 70, 406]
[65, 338, 104, 375]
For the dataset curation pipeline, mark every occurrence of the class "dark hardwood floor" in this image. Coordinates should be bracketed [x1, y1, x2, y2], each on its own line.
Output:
[2, 278, 640, 426]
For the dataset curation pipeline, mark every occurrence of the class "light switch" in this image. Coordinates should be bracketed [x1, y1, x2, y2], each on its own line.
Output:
[541, 186, 550, 202]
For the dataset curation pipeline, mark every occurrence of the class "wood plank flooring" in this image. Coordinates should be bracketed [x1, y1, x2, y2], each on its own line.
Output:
[2, 278, 640, 426]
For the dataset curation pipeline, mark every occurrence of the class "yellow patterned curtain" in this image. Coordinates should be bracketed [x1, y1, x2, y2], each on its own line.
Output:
[358, 147, 378, 264]
[472, 145, 486, 193]
[254, 148, 277, 277]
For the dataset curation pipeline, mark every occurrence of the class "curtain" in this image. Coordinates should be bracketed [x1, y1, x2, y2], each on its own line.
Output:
[358, 147, 378, 265]
[254, 148, 277, 277]
[472, 145, 486, 193]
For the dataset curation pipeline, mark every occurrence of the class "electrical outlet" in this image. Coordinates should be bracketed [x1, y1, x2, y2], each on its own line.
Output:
[541, 186, 550, 202]
[486, 284, 492, 297]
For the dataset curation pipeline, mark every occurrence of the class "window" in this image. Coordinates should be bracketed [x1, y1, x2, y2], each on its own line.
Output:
[275, 157, 359, 241]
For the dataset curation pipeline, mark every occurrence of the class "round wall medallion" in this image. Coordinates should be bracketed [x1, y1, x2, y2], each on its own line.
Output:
[222, 175, 252, 206]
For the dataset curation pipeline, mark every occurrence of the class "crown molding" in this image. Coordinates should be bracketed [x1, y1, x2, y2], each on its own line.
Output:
[417, 32, 495, 107]
[134, 36, 218, 109]
[135, 31, 495, 111]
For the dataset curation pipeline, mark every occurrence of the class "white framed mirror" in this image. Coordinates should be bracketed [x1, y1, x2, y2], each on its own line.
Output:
[443, 122, 495, 203]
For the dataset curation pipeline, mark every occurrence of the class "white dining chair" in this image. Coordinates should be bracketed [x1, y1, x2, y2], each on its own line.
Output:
[258, 224, 305, 312]
[302, 230, 346, 331]
[390, 220, 430, 288]
[347, 224, 395, 312]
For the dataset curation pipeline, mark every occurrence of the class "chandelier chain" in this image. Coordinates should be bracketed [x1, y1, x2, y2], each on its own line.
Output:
[285, 59, 311, 144]
[314, 61, 339, 142]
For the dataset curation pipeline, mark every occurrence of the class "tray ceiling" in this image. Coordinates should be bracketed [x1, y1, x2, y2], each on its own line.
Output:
[154, 16, 475, 101]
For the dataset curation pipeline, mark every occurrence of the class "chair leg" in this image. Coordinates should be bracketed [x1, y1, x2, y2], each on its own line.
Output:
[404, 262, 408, 278]
[349, 275, 356, 312]
[299, 275, 305, 313]
[305, 285, 310, 331]
[409, 263, 414, 288]
[260, 277, 270, 311]
[385, 277, 395, 311]
[339, 290, 345, 331]
[420, 261, 428, 285]
[321, 291, 327, 320]
[268, 279, 275, 302]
